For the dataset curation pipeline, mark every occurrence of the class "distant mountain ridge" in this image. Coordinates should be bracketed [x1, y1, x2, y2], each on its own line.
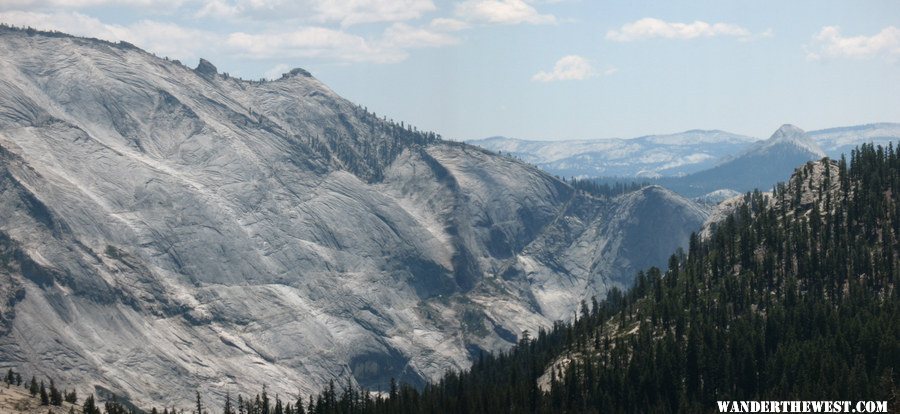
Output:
[469, 130, 756, 178]
[660, 124, 826, 197]
[471, 123, 900, 199]
[472, 123, 899, 177]
[809, 122, 900, 156]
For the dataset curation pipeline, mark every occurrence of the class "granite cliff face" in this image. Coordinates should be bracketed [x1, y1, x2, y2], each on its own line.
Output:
[0, 28, 708, 407]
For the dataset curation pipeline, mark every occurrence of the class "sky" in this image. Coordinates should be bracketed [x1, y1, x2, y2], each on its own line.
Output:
[0, 0, 898, 141]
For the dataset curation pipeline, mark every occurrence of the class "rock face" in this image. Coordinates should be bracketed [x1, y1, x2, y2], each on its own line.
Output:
[195, 58, 218, 77]
[0, 28, 708, 408]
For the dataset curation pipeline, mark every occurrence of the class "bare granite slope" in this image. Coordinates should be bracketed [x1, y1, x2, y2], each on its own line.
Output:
[0, 27, 708, 408]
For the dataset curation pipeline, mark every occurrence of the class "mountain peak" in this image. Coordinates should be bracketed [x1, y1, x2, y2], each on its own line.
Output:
[758, 124, 825, 157]
[771, 124, 806, 139]
[287, 67, 312, 78]
[195, 58, 217, 77]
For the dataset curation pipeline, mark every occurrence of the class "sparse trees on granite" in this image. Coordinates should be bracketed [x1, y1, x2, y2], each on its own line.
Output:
[223, 392, 234, 414]
[65, 388, 78, 404]
[49, 379, 63, 405]
[82, 394, 101, 414]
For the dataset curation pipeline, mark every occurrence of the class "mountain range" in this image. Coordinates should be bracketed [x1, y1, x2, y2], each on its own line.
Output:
[0, 27, 709, 407]
[469, 130, 756, 179]
[656, 124, 826, 198]
[470, 123, 900, 199]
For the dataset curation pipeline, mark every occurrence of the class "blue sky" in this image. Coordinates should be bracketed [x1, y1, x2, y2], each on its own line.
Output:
[1, 0, 898, 140]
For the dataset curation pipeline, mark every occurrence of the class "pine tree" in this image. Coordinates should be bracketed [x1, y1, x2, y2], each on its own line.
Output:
[49, 379, 62, 405]
[40, 380, 49, 405]
[195, 390, 203, 414]
[15, 372, 21, 386]
[261, 386, 270, 414]
[223, 392, 234, 414]
[29, 376, 38, 396]
[273, 395, 283, 414]
[65, 389, 78, 404]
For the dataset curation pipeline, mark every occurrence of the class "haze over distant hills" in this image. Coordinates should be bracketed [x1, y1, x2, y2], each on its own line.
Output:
[470, 123, 900, 199]
[469, 130, 756, 179]
[808, 123, 900, 155]
[657, 124, 826, 198]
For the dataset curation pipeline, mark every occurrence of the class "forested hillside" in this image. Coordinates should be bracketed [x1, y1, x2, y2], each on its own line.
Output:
[286, 143, 898, 413]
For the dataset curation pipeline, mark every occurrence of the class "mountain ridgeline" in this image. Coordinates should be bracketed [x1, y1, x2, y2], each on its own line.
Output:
[655, 124, 826, 198]
[474, 123, 900, 200]
[287, 143, 898, 413]
[468, 130, 757, 179]
[0, 26, 709, 406]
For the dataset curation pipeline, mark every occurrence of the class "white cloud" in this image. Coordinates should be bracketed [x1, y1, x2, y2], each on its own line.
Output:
[313, 0, 437, 27]
[0, 10, 214, 61]
[196, 0, 436, 26]
[382, 23, 458, 49]
[807, 25, 900, 60]
[0, 10, 437, 64]
[429, 17, 469, 32]
[225, 27, 406, 63]
[455, 0, 555, 25]
[195, 0, 240, 19]
[0, 0, 184, 10]
[532, 55, 611, 82]
[263, 63, 291, 80]
[0, 9, 465, 65]
[606, 17, 757, 42]
[226, 23, 456, 63]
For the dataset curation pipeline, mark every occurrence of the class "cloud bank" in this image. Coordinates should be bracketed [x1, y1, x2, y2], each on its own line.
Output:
[532, 55, 614, 82]
[807, 25, 900, 60]
[606, 18, 764, 42]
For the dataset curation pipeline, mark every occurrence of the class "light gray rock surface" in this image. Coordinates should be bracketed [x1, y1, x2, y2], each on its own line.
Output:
[0, 28, 709, 408]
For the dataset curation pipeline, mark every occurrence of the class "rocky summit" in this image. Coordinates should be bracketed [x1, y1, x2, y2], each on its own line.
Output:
[0, 27, 708, 407]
